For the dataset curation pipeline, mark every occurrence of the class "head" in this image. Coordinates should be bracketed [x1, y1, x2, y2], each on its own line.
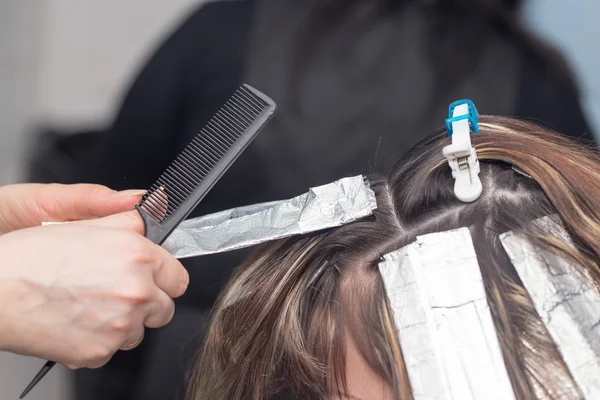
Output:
[187, 116, 600, 400]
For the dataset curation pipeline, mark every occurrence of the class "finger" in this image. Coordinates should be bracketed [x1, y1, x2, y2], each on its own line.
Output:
[144, 290, 176, 329]
[151, 245, 189, 298]
[79, 188, 169, 235]
[73, 209, 145, 235]
[138, 186, 168, 222]
[87, 356, 113, 370]
[32, 184, 146, 223]
[120, 329, 145, 351]
[0, 183, 142, 233]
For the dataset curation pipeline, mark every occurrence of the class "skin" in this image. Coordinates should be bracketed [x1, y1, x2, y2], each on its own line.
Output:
[0, 183, 189, 369]
[340, 333, 394, 400]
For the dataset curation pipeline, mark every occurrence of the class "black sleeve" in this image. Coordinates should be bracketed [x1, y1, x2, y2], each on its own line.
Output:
[72, 0, 255, 191]
[515, 54, 596, 144]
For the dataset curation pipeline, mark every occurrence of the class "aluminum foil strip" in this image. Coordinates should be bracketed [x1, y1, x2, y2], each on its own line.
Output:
[500, 216, 600, 399]
[378, 228, 515, 400]
[42, 176, 376, 258]
[162, 175, 377, 258]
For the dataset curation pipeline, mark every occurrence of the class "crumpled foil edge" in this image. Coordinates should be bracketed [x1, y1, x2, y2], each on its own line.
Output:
[163, 175, 377, 258]
[41, 175, 377, 259]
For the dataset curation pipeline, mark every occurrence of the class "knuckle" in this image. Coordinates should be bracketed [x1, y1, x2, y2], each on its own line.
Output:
[89, 345, 113, 362]
[108, 316, 133, 333]
[87, 184, 110, 197]
[119, 281, 154, 305]
[77, 345, 113, 368]
[34, 185, 59, 217]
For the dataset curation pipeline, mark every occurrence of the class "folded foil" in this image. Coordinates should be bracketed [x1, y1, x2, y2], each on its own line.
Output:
[379, 228, 515, 400]
[501, 216, 600, 399]
[162, 175, 377, 258]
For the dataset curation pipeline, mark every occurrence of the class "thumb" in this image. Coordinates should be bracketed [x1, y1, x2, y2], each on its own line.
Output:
[30, 184, 146, 222]
[71, 189, 168, 235]
[74, 209, 145, 235]
[0, 183, 146, 234]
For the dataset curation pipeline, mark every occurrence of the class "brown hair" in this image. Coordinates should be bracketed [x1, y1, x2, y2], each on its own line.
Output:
[187, 116, 600, 399]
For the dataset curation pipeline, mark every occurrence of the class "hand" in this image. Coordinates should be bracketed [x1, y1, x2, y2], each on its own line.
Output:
[0, 210, 189, 369]
[0, 183, 146, 235]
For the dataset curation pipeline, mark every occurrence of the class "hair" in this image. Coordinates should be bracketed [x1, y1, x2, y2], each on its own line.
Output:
[187, 116, 600, 400]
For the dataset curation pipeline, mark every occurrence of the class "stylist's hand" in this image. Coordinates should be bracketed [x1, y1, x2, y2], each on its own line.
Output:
[0, 183, 146, 235]
[0, 210, 189, 369]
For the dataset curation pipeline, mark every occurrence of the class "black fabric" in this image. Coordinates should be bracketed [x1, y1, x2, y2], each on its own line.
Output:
[516, 53, 594, 141]
[239, 0, 520, 200]
[23, 1, 595, 399]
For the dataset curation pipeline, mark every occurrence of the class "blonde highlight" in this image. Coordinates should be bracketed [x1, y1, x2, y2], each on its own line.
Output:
[188, 116, 600, 400]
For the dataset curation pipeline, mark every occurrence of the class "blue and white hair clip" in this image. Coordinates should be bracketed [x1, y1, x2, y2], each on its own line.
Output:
[442, 99, 482, 202]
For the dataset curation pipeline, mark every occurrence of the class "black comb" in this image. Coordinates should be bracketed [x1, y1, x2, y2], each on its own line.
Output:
[20, 84, 277, 399]
[136, 84, 276, 243]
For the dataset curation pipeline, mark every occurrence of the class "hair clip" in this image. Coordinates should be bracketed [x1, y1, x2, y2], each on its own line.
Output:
[442, 99, 482, 202]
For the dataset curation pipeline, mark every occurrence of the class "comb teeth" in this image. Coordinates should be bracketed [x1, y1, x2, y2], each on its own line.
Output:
[139, 85, 271, 223]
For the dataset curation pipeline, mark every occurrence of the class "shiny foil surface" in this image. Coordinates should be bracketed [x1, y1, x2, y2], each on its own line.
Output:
[163, 175, 377, 258]
[501, 216, 600, 399]
[378, 228, 515, 400]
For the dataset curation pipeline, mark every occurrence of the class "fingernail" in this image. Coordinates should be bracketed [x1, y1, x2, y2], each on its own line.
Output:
[115, 189, 147, 197]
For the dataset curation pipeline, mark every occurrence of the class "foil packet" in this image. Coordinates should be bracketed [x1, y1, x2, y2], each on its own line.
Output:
[378, 228, 515, 400]
[162, 175, 376, 258]
[501, 216, 600, 399]
[42, 175, 377, 259]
